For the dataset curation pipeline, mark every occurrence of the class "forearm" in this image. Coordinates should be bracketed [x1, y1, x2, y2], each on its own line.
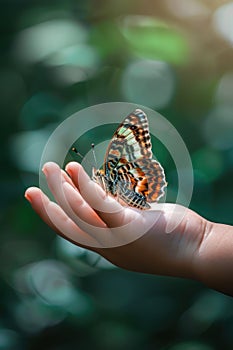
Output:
[193, 222, 233, 296]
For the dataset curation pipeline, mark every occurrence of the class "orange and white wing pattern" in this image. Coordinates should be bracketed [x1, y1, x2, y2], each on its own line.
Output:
[92, 109, 167, 209]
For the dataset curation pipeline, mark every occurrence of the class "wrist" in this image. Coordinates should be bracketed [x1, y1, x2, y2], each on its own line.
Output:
[192, 221, 233, 296]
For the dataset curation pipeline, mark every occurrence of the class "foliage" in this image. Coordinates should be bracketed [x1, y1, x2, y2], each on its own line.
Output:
[1, 0, 233, 349]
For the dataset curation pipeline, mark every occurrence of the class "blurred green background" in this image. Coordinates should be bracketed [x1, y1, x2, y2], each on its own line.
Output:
[1, 0, 233, 349]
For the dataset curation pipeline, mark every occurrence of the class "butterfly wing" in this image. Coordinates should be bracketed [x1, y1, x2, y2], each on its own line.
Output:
[132, 159, 166, 202]
[102, 109, 166, 208]
[104, 109, 152, 174]
[116, 158, 166, 208]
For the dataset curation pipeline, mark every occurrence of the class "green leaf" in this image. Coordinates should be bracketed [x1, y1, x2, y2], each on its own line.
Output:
[120, 16, 189, 64]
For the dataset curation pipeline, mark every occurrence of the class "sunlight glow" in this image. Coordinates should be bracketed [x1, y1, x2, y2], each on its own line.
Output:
[165, 0, 210, 19]
[213, 2, 233, 44]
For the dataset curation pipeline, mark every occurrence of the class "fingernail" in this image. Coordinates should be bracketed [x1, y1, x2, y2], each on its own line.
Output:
[65, 166, 73, 177]
[42, 166, 48, 176]
[25, 192, 32, 203]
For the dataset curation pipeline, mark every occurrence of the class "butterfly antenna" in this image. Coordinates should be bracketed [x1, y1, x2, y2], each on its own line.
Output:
[71, 147, 95, 173]
[71, 147, 84, 160]
[91, 143, 98, 168]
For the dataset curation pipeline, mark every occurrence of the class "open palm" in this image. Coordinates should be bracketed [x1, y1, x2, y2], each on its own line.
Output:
[25, 162, 233, 296]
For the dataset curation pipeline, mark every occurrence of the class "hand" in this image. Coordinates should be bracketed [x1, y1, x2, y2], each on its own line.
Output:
[25, 162, 233, 296]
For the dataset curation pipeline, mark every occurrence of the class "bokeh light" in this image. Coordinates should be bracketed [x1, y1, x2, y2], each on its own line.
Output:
[10, 129, 51, 173]
[121, 59, 175, 109]
[46, 44, 100, 85]
[165, 0, 210, 19]
[14, 19, 88, 64]
[27, 260, 76, 306]
[55, 236, 115, 276]
[14, 298, 67, 333]
[203, 106, 233, 150]
[213, 2, 233, 45]
[215, 71, 233, 106]
[119, 15, 189, 64]
[2, 0, 233, 348]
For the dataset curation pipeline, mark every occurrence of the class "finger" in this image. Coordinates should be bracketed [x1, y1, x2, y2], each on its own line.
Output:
[62, 181, 107, 228]
[42, 162, 107, 231]
[24, 187, 100, 248]
[65, 161, 141, 227]
[61, 168, 76, 188]
[25, 187, 63, 234]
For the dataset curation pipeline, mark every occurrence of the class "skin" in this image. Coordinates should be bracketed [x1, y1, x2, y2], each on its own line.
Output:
[25, 162, 233, 297]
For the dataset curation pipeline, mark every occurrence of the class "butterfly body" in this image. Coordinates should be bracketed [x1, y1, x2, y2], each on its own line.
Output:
[92, 109, 167, 210]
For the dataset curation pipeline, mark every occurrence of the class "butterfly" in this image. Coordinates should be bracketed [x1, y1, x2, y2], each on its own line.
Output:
[91, 109, 167, 210]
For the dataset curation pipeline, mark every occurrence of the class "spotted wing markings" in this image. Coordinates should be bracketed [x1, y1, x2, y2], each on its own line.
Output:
[92, 108, 167, 209]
